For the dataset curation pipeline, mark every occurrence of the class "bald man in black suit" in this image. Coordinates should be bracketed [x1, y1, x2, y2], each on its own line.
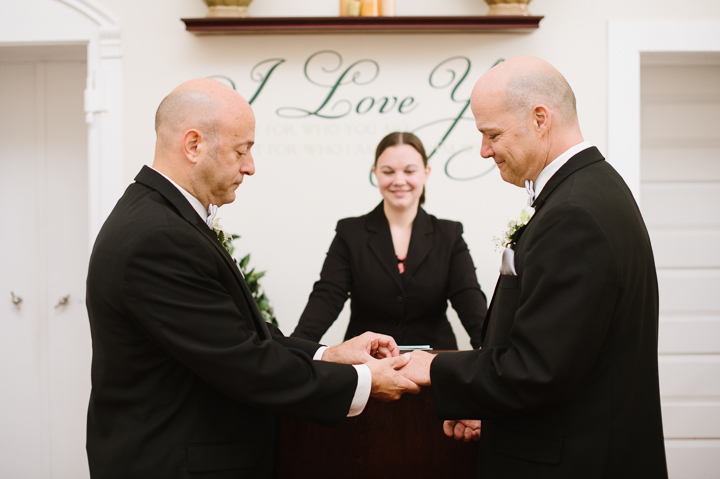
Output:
[401, 57, 668, 479]
[85, 79, 419, 479]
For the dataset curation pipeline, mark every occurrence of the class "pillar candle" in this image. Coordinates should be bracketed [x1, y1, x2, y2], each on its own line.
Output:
[360, 0, 379, 17]
[380, 0, 395, 16]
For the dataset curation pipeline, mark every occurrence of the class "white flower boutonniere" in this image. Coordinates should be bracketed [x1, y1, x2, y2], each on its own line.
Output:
[493, 206, 535, 251]
[211, 217, 237, 254]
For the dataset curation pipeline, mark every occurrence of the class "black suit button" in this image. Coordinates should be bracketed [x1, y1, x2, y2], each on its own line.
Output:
[396, 296, 403, 303]
[397, 323, 404, 330]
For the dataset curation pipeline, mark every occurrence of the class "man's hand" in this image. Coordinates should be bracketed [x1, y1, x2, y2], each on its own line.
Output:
[398, 350, 435, 386]
[322, 331, 399, 365]
[443, 420, 481, 442]
[366, 355, 421, 401]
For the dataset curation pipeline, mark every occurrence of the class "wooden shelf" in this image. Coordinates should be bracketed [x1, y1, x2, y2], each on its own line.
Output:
[181, 16, 544, 35]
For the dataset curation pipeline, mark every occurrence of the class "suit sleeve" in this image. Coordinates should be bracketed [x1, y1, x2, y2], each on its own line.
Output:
[270, 322, 326, 356]
[291, 221, 353, 342]
[122, 225, 357, 424]
[432, 204, 617, 419]
[446, 222, 487, 349]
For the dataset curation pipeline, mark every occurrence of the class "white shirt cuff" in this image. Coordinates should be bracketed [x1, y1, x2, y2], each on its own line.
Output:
[348, 364, 371, 417]
[313, 346, 328, 361]
[313, 346, 371, 417]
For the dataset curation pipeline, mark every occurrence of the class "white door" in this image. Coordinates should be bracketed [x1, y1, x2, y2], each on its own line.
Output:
[641, 52, 720, 478]
[0, 45, 91, 479]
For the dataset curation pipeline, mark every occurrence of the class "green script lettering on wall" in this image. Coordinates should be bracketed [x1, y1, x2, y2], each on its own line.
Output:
[414, 57, 504, 181]
[275, 50, 419, 119]
[210, 53, 503, 182]
[248, 58, 286, 105]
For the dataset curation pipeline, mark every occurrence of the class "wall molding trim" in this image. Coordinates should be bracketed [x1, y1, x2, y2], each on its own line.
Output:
[1, 0, 124, 243]
[607, 20, 720, 201]
[58, 0, 119, 28]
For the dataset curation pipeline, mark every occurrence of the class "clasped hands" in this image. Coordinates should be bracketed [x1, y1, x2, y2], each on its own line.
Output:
[321, 331, 419, 401]
[324, 339, 480, 441]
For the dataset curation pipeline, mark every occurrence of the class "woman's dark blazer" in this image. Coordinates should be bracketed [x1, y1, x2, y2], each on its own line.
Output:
[292, 202, 487, 350]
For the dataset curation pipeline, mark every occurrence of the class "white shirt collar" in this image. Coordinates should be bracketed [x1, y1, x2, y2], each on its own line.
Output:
[149, 166, 209, 222]
[533, 141, 592, 199]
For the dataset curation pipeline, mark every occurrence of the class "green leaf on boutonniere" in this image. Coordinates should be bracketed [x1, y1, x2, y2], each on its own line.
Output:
[493, 206, 536, 251]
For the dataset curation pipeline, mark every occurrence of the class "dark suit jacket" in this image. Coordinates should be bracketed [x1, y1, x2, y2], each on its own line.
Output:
[86, 166, 357, 479]
[431, 148, 668, 478]
[292, 202, 487, 350]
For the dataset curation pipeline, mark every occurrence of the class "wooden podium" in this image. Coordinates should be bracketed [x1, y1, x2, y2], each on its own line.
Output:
[280, 386, 479, 478]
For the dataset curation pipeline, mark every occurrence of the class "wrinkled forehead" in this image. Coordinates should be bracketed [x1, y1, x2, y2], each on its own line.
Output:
[471, 85, 507, 126]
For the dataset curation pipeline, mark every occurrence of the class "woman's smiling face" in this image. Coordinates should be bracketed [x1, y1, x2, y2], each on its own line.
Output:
[373, 144, 430, 211]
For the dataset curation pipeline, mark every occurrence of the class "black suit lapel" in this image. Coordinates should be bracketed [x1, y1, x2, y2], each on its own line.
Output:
[532, 147, 605, 212]
[366, 202, 404, 292]
[480, 277, 501, 345]
[481, 149, 605, 345]
[135, 165, 203, 225]
[134, 166, 271, 340]
[234, 259, 273, 340]
[191, 215, 272, 340]
[513, 147, 606, 247]
[403, 207, 434, 279]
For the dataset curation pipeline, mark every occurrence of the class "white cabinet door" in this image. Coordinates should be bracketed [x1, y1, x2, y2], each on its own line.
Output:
[641, 58, 720, 479]
[0, 54, 90, 479]
[0, 61, 48, 479]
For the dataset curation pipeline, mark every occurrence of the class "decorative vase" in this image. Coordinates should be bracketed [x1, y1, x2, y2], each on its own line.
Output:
[204, 0, 253, 18]
[484, 0, 532, 16]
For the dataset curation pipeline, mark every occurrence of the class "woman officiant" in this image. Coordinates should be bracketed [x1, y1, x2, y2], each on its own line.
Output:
[291, 132, 487, 350]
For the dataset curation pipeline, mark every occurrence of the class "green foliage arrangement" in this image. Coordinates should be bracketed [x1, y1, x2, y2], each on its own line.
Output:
[223, 233, 279, 328]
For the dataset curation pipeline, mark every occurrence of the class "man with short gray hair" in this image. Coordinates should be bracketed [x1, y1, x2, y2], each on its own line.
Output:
[402, 56, 668, 478]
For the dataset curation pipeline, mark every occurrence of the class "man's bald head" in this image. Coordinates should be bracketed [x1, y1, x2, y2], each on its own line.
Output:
[470, 57, 584, 187]
[155, 78, 250, 152]
[475, 56, 578, 128]
[152, 78, 256, 208]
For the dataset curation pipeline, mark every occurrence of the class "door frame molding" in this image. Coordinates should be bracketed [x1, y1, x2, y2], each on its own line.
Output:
[0, 0, 123, 244]
[607, 20, 720, 202]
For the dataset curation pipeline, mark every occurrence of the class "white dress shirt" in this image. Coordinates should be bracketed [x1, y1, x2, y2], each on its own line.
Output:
[499, 142, 593, 277]
[150, 167, 371, 416]
[532, 141, 592, 201]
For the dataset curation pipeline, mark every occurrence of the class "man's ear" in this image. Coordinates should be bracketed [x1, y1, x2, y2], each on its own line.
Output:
[532, 104, 551, 138]
[183, 129, 202, 164]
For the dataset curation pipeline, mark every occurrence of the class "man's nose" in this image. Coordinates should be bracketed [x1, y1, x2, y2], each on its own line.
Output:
[243, 154, 255, 176]
[480, 139, 493, 159]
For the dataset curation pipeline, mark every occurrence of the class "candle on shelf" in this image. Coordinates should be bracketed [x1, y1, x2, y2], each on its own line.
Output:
[380, 0, 395, 16]
[339, 0, 350, 16]
[347, 0, 361, 16]
[360, 0, 379, 17]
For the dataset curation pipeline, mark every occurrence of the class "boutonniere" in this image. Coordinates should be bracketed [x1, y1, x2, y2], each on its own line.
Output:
[211, 216, 238, 255]
[493, 206, 535, 251]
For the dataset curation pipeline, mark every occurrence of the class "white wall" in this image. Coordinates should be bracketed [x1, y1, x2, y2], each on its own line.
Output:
[88, 0, 720, 348]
